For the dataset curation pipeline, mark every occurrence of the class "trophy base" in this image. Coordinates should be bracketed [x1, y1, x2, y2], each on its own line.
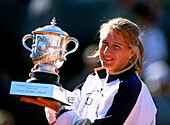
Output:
[26, 71, 59, 85]
[10, 81, 74, 106]
[10, 71, 74, 106]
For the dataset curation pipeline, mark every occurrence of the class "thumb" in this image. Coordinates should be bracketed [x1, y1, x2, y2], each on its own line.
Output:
[55, 68, 59, 74]
[31, 64, 39, 72]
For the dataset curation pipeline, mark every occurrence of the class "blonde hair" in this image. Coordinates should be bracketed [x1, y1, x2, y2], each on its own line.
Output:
[97, 17, 144, 76]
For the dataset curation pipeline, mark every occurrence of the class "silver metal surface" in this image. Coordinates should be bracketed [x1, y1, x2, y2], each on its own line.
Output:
[22, 17, 79, 74]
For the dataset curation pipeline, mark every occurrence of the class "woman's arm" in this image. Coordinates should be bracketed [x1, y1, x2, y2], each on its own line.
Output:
[20, 97, 62, 112]
[52, 81, 141, 125]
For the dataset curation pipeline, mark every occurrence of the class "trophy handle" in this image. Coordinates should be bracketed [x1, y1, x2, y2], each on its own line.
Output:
[22, 34, 34, 52]
[64, 37, 79, 58]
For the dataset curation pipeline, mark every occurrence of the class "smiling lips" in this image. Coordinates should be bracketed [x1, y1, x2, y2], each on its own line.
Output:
[103, 55, 114, 62]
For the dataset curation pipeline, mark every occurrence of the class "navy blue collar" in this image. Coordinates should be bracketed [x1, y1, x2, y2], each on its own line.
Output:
[96, 67, 136, 83]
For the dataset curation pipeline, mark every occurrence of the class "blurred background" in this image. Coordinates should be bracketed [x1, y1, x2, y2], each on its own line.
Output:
[0, 0, 169, 124]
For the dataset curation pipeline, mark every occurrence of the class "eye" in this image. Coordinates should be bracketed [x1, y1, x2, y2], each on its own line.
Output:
[113, 44, 121, 48]
[102, 41, 108, 46]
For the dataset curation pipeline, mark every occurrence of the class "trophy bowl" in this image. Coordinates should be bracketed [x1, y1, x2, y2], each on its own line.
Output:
[22, 17, 79, 84]
[10, 18, 78, 105]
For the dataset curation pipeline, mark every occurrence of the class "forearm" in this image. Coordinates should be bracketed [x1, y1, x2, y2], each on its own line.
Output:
[45, 107, 86, 125]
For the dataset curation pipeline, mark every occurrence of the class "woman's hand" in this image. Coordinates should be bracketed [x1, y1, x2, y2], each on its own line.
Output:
[23, 64, 61, 112]
[20, 97, 62, 112]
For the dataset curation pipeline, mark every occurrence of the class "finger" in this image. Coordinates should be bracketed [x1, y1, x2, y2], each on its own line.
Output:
[55, 68, 59, 74]
[37, 97, 61, 106]
[34, 64, 39, 69]
[20, 97, 47, 107]
[20, 97, 38, 103]
[37, 97, 62, 111]
[29, 73, 32, 77]
[37, 97, 50, 103]
[31, 64, 39, 72]
[20, 97, 36, 103]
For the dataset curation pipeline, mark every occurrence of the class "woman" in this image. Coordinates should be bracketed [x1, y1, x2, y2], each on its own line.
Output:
[21, 17, 157, 125]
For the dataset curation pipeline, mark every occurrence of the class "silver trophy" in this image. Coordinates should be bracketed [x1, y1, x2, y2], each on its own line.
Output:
[10, 18, 79, 105]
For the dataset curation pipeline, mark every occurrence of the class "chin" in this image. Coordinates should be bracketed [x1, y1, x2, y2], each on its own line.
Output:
[103, 65, 115, 72]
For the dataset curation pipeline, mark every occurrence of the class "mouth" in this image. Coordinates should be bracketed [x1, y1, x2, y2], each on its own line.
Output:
[103, 56, 114, 62]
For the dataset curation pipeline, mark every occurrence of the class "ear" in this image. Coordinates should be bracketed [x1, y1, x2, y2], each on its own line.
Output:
[129, 47, 137, 58]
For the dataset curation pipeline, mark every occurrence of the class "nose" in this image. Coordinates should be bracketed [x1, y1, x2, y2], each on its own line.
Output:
[103, 46, 112, 55]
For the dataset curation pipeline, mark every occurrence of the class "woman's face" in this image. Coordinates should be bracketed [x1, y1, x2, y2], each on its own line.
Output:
[99, 30, 135, 73]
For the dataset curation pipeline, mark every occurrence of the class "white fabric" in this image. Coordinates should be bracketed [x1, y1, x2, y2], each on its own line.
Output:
[75, 75, 120, 122]
[45, 73, 157, 125]
[123, 81, 157, 125]
[45, 107, 56, 124]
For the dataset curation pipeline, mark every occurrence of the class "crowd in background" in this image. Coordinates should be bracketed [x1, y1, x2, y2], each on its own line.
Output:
[0, 0, 169, 124]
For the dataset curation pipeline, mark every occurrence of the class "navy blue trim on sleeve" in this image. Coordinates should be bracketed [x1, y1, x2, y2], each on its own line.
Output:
[55, 109, 70, 120]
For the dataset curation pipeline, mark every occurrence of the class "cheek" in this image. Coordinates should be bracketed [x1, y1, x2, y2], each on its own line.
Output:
[117, 52, 130, 64]
[99, 51, 103, 61]
[99, 46, 104, 57]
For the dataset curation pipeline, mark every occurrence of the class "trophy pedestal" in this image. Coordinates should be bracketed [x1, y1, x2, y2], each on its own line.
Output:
[10, 72, 74, 106]
[26, 71, 59, 84]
